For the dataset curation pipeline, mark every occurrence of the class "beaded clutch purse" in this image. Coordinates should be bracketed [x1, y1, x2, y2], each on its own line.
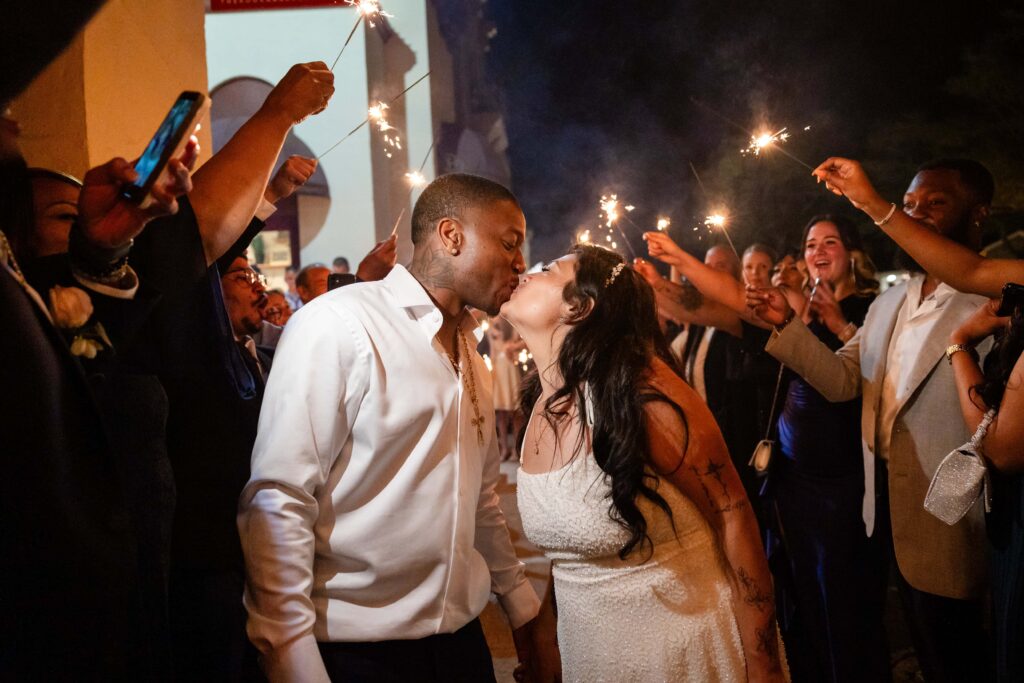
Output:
[923, 409, 996, 526]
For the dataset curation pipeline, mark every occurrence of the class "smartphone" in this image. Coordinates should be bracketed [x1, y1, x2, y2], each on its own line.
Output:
[997, 282, 1024, 316]
[328, 273, 358, 291]
[122, 91, 208, 206]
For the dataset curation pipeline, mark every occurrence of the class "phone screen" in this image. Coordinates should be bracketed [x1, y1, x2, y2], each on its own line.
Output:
[125, 93, 202, 200]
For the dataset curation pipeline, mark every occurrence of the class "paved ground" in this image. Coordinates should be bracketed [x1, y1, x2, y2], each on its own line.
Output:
[483, 461, 923, 682]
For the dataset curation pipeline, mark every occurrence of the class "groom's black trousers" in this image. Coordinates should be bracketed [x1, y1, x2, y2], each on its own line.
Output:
[317, 617, 496, 682]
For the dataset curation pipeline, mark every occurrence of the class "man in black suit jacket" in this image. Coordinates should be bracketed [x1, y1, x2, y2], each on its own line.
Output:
[0, 84, 193, 681]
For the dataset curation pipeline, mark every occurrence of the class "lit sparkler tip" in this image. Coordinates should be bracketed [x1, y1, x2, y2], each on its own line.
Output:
[656, 217, 671, 231]
[405, 170, 427, 187]
[625, 205, 635, 212]
[705, 213, 727, 228]
[600, 194, 621, 227]
[742, 127, 789, 157]
[350, 0, 393, 25]
[578, 229, 592, 243]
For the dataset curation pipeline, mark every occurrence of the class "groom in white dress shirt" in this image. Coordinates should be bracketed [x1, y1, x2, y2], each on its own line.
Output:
[238, 174, 558, 682]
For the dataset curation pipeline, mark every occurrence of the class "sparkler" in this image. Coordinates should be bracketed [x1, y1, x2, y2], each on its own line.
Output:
[597, 194, 637, 259]
[317, 71, 431, 160]
[742, 128, 790, 157]
[656, 217, 671, 231]
[368, 101, 402, 158]
[689, 98, 814, 171]
[389, 208, 405, 237]
[703, 212, 739, 259]
[330, 0, 394, 71]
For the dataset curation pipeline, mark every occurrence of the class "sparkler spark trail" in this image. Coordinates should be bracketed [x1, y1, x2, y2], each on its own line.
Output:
[689, 97, 815, 171]
[317, 71, 431, 160]
[597, 194, 637, 259]
[368, 101, 402, 158]
[330, 1, 394, 71]
[742, 128, 790, 157]
[703, 212, 739, 258]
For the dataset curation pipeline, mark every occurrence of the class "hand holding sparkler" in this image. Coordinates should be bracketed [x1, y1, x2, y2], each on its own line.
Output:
[812, 157, 892, 219]
[642, 231, 688, 267]
[262, 62, 335, 126]
[632, 257, 663, 287]
[264, 155, 317, 205]
[806, 277, 850, 336]
[744, 285, 793, 328]
[355, 233, 398, 282]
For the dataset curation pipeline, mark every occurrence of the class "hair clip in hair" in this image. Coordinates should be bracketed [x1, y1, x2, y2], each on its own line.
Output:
[605, 262, 626, 287]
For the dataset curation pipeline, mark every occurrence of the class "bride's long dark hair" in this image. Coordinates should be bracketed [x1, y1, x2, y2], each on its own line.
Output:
[519, 244, 687, 560]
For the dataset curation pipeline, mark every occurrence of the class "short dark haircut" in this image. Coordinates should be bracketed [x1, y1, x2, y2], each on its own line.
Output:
[411, 173, 520, 245]
[296, 262, 328, 289]
[916, 158, 995, 206]
[332, 256, 349, 269]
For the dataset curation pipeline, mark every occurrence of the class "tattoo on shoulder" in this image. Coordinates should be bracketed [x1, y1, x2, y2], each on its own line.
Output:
[409, 248, 455, 290]
[736, 567, 773, 613]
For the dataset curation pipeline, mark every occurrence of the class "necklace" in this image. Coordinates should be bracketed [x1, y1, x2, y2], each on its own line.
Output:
[444, 325, 486, 447]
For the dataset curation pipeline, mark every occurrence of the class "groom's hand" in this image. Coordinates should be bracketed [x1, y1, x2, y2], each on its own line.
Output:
[512, 611, 561, 682]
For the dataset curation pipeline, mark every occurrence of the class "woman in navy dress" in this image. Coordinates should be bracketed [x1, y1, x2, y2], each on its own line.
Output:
[759, 216, 890, 683]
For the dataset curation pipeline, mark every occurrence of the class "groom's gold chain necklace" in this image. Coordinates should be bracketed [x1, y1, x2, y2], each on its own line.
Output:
[444, 326, 485, 446]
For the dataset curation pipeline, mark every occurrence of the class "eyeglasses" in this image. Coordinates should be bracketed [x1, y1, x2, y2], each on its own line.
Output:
[226, 268, 268, 289]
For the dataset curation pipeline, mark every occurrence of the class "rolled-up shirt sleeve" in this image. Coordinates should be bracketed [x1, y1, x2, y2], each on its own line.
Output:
[474, 420, 541, 629]
[237, 303, 370, 681]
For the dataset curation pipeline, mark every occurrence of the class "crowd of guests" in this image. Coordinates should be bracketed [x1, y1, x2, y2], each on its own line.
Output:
[4, 5, 1024, 683]
[635, 156, 1024, 683]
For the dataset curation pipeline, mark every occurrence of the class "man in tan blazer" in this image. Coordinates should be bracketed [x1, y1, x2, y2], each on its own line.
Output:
[747, 159, 995, 682]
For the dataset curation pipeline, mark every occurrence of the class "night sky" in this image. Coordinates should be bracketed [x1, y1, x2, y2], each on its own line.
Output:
[485, 0, 1021, 267]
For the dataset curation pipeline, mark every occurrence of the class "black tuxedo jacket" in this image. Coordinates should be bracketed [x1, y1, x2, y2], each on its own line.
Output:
[0, 262, 155, 679]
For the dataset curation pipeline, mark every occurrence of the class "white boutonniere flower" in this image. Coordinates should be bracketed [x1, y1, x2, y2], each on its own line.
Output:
[47, 284, 113, 359]
[49, 285, 93, 329]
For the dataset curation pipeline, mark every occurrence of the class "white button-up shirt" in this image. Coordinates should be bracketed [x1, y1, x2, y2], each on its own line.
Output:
[238, 265, 539, 681]
[876, 275, 957, 461]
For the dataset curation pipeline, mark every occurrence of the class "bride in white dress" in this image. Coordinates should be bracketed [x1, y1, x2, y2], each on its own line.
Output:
[501, 245, 786, 683]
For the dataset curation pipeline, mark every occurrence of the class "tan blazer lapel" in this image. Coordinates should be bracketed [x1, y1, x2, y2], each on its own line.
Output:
[859, 285, 905, 452]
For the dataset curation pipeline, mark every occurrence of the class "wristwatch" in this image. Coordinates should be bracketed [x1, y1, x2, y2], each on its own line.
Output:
[945, 343, 977, 364]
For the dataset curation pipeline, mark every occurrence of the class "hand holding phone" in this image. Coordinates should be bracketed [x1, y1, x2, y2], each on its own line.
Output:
[77, 136, 199, 251]
[123, 91, 208, 207]
[997, 282, 1024, 317]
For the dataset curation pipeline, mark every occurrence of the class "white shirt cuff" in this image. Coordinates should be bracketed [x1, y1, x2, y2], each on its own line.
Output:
[255, 197, 279, 222]
[498, 579, 542, 630]
[73, 266, 139, 300]
[260, 633, 331, 683]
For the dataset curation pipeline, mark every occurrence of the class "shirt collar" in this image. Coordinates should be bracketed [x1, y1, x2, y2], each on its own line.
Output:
[385, 264, 484, 342]
[905, 273, 957, 316]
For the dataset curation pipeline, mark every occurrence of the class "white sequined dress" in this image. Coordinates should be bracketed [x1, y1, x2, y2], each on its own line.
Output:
[517, 447, 747, 682]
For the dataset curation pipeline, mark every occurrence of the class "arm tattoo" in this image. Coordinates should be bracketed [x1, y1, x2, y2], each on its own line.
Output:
[689, 464, 748, 513]
[755, 618, 780, 663]
[736, 567, 773, 613]
[409, 247, 455, 290]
